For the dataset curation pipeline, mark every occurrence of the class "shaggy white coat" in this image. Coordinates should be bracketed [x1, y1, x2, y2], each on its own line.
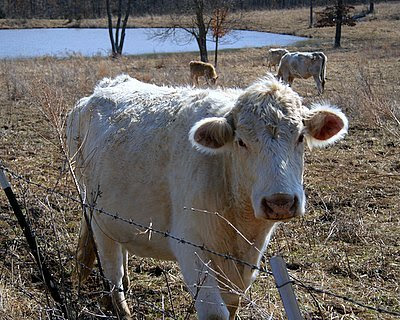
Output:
[67, 74, 347, 320]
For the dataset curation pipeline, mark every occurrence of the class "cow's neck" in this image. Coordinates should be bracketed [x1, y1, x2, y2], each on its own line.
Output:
[210, 202, 276, 292]
[197, 156, 276, 291]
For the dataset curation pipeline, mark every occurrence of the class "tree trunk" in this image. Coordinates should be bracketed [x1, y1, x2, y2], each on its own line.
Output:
[115, 0, 122, 50]
[195, 0, 208, 62]
[30, 0, 35, 17]
[309, 0, 313, 28]
[214, 34, 219, 68]
[106, 0, 117, 55]
[106, 0, 132, 56]
[369, 2, 374, 13]
[196, 36, 208, 62]
[117, 0, 133, 54]
[334, 0, 343, 48]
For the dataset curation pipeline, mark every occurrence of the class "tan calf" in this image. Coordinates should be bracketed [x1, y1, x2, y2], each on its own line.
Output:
[189, 60, 218, 86]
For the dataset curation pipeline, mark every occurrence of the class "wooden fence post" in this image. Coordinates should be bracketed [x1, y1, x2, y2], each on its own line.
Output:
[270, 255, 303, 320]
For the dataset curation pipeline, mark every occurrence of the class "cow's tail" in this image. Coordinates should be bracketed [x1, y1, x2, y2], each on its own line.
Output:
[320, 53, 327, 91]
[276, 53, 288, 81]
[76, 214, 96, 283]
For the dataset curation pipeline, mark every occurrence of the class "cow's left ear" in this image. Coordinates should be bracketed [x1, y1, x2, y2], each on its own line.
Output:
[304, 103, 348, 149]
[189, 117, 234, 154]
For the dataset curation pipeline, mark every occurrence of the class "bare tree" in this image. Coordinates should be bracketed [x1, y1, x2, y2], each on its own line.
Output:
[211, 7, 230, 68]
[106, 0, 133, 57]
[151, 0, 235, 63]
[315, 1, 356, 48]
[193, 0, 209, 62]
[334, 0, 343, 48]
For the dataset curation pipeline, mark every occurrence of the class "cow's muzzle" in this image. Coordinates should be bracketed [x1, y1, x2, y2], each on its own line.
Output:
[261, 193, 299, 221]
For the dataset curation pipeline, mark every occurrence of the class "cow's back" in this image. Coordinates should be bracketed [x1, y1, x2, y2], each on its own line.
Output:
[280, 52, 310, 78]
[67, 75, 180, 184]
[284, 52, 325, 78]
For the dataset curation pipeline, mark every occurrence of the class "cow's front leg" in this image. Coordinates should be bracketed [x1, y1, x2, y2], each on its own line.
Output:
[173, 244, 230, 320]
[221, 292, 240, 320]
[93, 225, 131, 320]
[122, 247, 130, 291]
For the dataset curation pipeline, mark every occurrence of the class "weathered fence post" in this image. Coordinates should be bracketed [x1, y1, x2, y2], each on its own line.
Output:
[270, 255, 303, 320]
[0, 166, 69, 318]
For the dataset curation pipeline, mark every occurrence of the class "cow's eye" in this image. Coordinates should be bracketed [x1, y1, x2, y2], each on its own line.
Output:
[237, 139, 247, 148]
[298, 133, 304, 144]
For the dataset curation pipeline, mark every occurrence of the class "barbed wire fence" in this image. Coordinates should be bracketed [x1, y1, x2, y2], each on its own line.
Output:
[1, 163, 400, 319]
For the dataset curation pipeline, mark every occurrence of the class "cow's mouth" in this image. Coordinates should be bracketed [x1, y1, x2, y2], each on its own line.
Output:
[261, 193, 300, 221]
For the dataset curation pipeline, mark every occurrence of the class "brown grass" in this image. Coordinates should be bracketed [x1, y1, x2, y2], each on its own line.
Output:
[0, 2, 400, 319]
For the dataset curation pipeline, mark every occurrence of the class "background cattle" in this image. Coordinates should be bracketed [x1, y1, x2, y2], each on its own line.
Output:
[266, 48, 289, 71]
[278, 51, 327, 94]
[67, 74, 347, 320]
[189, 60, 218, 86]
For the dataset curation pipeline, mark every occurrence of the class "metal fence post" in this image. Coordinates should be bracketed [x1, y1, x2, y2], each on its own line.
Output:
[0, 167, 69, 318]
[270, 255, 303, 320]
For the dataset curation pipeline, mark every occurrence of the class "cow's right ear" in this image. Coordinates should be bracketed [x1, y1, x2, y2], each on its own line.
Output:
[189, 117, 234, 154]
[304, 104, 348, 149]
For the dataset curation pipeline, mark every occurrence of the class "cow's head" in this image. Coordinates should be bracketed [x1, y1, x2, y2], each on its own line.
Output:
[210, 75, 218, 85]
[189, 75, 348, 221]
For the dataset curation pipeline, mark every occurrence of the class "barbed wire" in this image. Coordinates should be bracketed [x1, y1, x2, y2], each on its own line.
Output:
[0, 237, 176, 319]
[0, 261, 67, 320]
[291, 275, 400, 317]
[71, 254, 179, 319]
[0, 165, 274, 276]
[65, 252, 177, 319]
[1, 164, 400, 317]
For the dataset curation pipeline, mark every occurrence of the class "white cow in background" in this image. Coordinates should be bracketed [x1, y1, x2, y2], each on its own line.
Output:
[266, 48, 289, 71]
[67, 74, 348, 320]
[278, 51, 327, 94]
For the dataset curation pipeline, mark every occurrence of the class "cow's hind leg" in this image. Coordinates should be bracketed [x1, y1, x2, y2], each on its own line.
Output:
[190, 74, 196, 87]
[93, 225, 131, 319]
[76, 215, 96, 283]
[313, 74, 323, 94]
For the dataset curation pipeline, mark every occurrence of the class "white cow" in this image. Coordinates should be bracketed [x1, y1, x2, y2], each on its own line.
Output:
[67, 74, 348, 320]
[266, 48, 289, 71]
[278, 51, 327, 94]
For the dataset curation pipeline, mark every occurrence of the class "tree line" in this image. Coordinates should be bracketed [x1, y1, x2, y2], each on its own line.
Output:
[0, 0, 388, 19]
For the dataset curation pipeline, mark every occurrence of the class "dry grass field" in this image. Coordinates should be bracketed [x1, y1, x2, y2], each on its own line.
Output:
[0, 2, 399, 319]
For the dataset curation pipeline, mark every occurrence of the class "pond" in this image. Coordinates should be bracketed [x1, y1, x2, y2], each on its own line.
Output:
[0, 28, 307, 59]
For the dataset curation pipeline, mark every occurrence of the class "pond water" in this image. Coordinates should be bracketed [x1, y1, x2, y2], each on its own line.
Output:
[0, 28, 307, 59]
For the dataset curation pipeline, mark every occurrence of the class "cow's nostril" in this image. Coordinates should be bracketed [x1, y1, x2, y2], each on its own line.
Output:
[291, 196, 299, 211]
[261, 193, 298, 219]
[261, 197, 270, 214]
